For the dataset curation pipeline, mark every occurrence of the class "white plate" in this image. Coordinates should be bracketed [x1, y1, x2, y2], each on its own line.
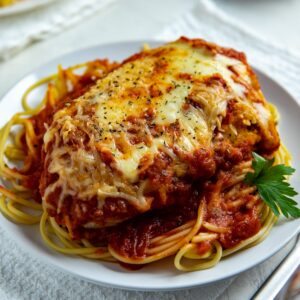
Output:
[0, 41, 300, 291]
[0, 0, 56, 17]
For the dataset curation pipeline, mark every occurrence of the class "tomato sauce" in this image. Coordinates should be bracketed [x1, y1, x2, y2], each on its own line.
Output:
[108, 190, 200, 258]
[19, 53, 267, 262]
[197, 241, 212, 256]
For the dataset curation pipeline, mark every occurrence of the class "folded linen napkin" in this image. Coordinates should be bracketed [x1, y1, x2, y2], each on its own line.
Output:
[0, 0, 115, 61]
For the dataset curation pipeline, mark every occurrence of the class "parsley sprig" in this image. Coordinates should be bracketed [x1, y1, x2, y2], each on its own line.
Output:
[244, 152, 300, 218]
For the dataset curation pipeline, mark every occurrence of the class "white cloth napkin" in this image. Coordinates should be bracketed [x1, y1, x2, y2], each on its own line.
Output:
[0, 0, 115, 61]
[0, 0, 300, 299]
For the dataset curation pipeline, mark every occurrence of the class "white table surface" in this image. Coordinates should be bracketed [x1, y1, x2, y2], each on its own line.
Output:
[0, 0, 299, 298]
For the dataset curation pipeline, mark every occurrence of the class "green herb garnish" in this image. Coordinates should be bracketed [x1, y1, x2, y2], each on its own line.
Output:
[244, 152, 300, 218]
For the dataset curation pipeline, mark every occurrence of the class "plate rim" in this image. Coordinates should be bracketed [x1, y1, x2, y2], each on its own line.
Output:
[0, 40, 300, 291]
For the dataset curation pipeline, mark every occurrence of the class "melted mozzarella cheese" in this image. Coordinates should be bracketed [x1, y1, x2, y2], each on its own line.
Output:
[253, 102, 271, 126]
[43, 39, 264, 216]
[90, 42, 249, 182]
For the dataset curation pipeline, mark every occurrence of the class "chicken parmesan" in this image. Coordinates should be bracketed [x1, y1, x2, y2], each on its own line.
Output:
[0, 37, 298, 271]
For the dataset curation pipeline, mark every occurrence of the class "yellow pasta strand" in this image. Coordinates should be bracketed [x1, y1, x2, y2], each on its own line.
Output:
[0, 60, 293, 273]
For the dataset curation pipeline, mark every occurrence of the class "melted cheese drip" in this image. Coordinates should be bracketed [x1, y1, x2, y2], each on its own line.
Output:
[254, 102, 271, 126]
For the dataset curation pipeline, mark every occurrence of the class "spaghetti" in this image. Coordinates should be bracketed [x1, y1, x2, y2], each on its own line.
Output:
[0, 38, 293, 271]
